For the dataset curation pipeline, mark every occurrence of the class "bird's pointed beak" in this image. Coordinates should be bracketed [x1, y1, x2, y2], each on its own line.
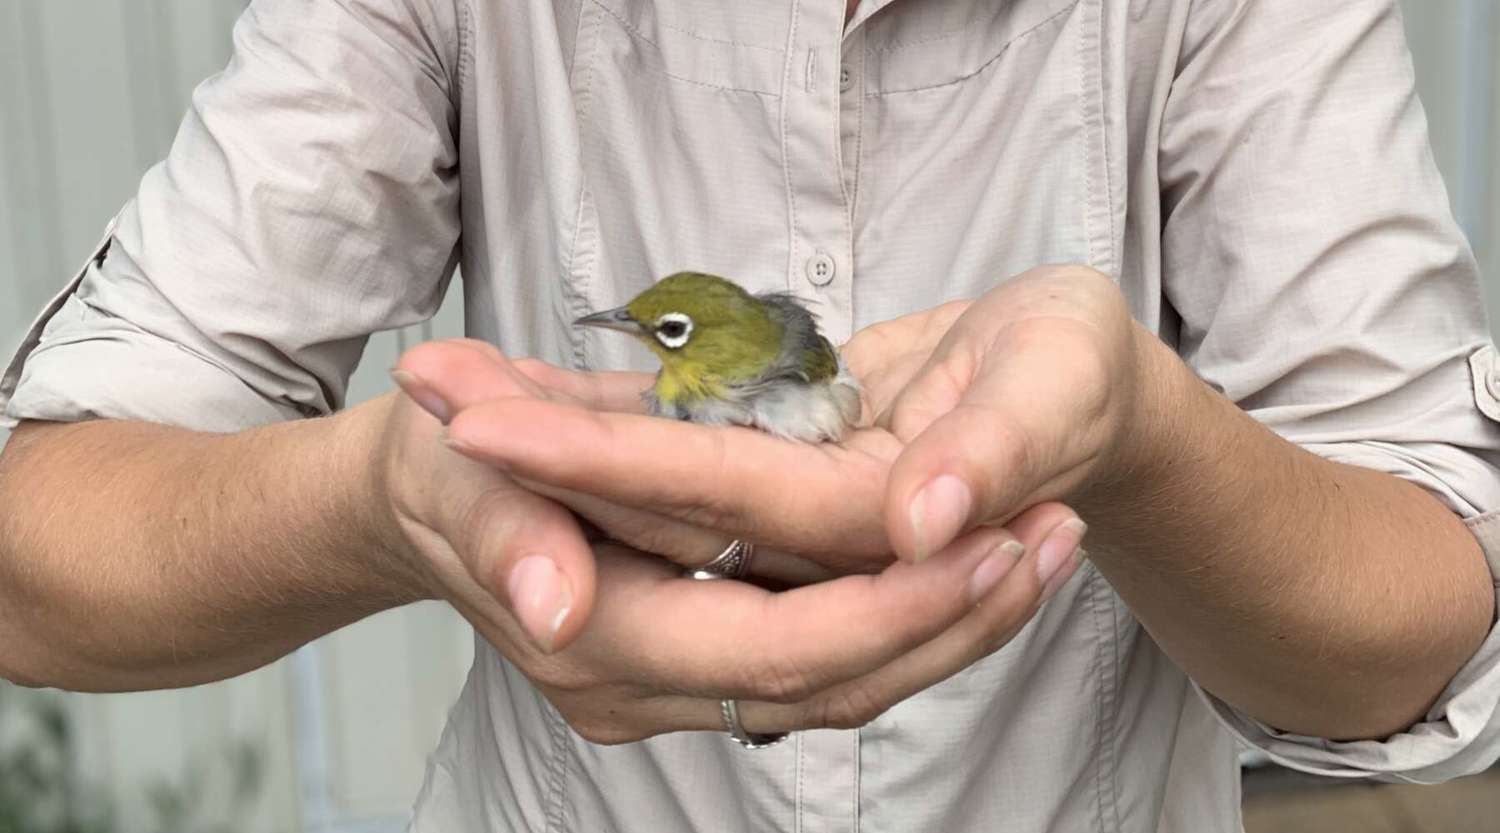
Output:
[573, 306, 646, 335]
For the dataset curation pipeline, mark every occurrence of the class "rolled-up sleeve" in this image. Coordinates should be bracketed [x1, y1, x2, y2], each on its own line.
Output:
[1158, 0, 1500, 781]
[1, 0, 461, 433]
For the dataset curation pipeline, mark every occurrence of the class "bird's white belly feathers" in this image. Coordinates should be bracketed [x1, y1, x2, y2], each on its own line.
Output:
[649, 365, 862, 443]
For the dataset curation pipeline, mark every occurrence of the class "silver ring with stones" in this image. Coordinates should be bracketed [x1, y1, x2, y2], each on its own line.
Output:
[720, 698, 789, 750]
[686, 539, 754, 581]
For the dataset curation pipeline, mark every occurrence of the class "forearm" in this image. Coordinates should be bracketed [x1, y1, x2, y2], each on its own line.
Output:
[1079, 328, 1495, 740]
[0, 396, 424, 691]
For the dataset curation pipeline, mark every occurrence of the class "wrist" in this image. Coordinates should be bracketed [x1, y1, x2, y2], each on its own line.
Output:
[327, 394, 436, 604]
[1073, 323, 1195, 520]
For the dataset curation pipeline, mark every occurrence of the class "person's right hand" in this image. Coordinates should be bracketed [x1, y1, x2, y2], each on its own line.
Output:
[374, 339, 1082, 743]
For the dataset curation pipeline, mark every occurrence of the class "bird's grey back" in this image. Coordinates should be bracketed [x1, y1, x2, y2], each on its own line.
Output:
[755, 292, 834, 384]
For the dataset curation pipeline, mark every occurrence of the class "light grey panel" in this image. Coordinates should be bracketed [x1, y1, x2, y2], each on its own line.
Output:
[348, 280, 464, 408]
[3, 2, 67, 327]
[1400, 2, 1500, 333]
[346, 330, 409, 406]
[428, 273, 468, 342]
[1476, 1, 1499, 319]
[1400, 2, 1466, 190]
[1490, 39, 1500, 300]
[33, 1, 147, 293]
[322, 603, 470, 821]
[0, 6, 30, 352]
[163, 0, 248, 120]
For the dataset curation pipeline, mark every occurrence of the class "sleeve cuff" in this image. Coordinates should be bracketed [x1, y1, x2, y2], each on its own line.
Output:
[1197, 509, 1500, 784]
[2, 219, 298, 433]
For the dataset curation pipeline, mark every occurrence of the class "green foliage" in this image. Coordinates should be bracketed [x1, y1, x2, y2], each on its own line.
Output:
[0, 686, 263, 833]
[0, 691, 112, 833]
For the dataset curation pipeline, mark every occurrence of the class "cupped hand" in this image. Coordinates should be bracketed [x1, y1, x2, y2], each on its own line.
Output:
[856, 265, 1141, 567]
[440, 265, 1134, 586]
[465, 506, 1072, 744]
[382, 340, 1082, 743]
[395, 340, 846, 585]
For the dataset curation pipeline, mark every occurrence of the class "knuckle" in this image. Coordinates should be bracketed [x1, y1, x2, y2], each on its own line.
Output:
[453, 489, 518, 585]
[571, 719, 641, 746]
[990, 417, 1040, 487]
[742, 655, 820, 704]
[563, 711, 643, 746]
[810, 686, 891, 731]
[674, 498, 746, 537]
[510, 357, 545, 375]
[526, 658, 601, 695]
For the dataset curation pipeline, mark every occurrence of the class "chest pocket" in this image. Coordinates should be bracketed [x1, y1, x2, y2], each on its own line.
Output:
[849, 0, 1114, 304]
[863, 0, 1081, 94]
[569, 0, 801, 371]
[567, 0, 1114, 374]
[588, 0, 786, 93]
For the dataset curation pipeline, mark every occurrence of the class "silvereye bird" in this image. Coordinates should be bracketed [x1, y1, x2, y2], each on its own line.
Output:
[574, 272, 861, 442]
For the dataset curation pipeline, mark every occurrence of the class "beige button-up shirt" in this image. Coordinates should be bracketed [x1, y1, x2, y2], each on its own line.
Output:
[7, 0, 1500, 830]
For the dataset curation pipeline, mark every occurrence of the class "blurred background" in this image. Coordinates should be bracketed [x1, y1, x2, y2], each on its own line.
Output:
[0, 2, 1497, 831]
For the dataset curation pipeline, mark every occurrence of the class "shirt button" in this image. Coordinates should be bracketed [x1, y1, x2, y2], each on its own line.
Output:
[1488, 367, 1500, 402]
[806, 251, 837, 286]
[839, 65, 853, 92]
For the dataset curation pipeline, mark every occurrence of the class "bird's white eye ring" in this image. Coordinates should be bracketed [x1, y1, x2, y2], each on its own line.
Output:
[653, 313, 694, 349]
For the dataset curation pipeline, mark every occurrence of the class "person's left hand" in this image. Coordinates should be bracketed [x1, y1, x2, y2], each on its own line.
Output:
[437, 264, 1143, 587]
[849, 265, 1144, 582]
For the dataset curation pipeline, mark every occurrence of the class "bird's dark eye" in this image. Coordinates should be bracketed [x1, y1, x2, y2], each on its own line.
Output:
[653, 313, 694, 349]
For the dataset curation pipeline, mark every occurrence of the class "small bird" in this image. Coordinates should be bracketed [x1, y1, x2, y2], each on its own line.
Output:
[574, 272, 861, 442]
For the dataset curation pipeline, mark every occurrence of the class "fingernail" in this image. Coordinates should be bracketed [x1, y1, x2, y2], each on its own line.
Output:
[1037, 518, 1088, 602]
[968, 539, 1024, 604]
[909, 475, 973, 562]
[390, 369, 452, 424]
[507, 555, 572, 653]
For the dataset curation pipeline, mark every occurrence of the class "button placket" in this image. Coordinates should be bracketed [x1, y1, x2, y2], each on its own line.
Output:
[780, 0, 855, 343]
[838, 28, 865, 241]
[779, 6, 860, 828]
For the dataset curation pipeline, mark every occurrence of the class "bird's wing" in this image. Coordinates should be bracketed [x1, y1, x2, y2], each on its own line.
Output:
[754, 292, 840, 384]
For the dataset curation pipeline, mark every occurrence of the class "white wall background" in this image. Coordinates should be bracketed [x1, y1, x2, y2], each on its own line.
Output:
[0, 2, 1497, 831]
[0, 3, 472, 831]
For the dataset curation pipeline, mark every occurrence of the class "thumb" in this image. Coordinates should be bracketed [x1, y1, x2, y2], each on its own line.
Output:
[885, 400, 1039, 562]
[883, 340, 1085, 561]
[438, 475, 599, 654]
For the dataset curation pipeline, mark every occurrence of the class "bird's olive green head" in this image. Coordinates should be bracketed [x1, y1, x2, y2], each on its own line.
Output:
[573, 272, 785, 394]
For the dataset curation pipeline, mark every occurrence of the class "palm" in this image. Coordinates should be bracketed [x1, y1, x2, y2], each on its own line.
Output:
[843, 300, 972, 420]
[450, 267, 1129, 572]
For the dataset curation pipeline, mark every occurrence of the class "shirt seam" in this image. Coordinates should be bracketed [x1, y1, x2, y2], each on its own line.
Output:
[851, 37, 866, 228]
[863, 2, 1077, 97]
[454, 0, 472, 131]
[589, 0, 781, 96]
[1084, 0, 1117, 275]
[1087, 564, 1122, 833]
[852, 728, 862, 831]
[779, 0, 803, 293]
[589, 0, 784, 53]
[542, 699, 572, 833]
[562, 4, 605, 371]
[831, 39, 854, 312]
[1076, 0, 1099, 271]
[795, 732, 806, 833]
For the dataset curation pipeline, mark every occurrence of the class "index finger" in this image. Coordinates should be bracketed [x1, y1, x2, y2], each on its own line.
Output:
[445, 397, 895, 557]
[397, 339, 653, 414]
